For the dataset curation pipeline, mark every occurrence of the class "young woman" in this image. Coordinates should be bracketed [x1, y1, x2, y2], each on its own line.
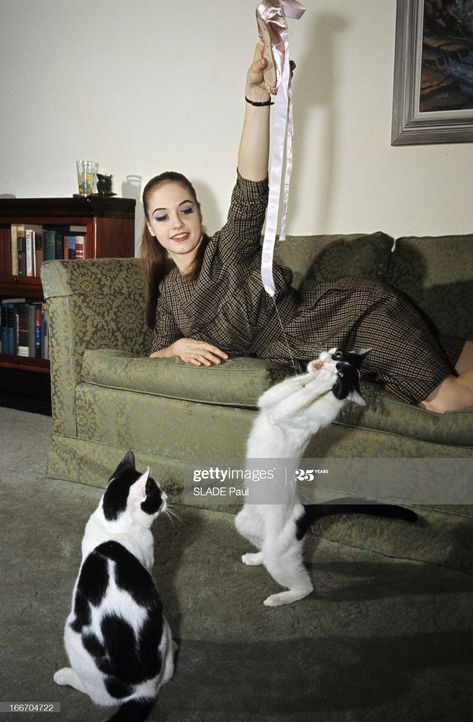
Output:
[140, 45, 473, 414]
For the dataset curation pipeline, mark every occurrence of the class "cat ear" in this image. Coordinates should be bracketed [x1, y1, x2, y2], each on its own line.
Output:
[114, 449, 136, 474]
[108, 450, 136, 482]
[123, 450, 136, 468]
[345, 348, 372, 372]
[129, 467, 150, 502]
[355, 348, 372, 363]
[347, 389, 366, 406]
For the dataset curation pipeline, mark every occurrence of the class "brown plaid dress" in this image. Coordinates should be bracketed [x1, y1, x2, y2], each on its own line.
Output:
[152, 174, 463, 404]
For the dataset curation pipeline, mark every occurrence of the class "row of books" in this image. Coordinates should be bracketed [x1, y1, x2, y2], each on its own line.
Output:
[0, 224, 87, 278]
[0, 298, 49, 359]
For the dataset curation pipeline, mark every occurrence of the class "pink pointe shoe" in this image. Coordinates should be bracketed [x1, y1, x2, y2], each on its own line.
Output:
[256, 0, 305, 94]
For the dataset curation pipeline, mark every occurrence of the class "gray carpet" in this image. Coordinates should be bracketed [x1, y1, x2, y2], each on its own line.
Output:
[1, 407, 473, 722]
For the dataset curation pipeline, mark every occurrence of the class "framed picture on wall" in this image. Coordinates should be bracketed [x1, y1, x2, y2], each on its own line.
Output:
[391, 0, 473, 145]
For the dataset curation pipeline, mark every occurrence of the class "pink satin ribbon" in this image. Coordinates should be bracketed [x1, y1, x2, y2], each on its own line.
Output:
[257, 0, 305, 297]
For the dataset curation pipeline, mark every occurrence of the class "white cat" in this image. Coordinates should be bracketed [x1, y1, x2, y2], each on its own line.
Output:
[235, 348, 369, 607]
[54, 450, 176, 722]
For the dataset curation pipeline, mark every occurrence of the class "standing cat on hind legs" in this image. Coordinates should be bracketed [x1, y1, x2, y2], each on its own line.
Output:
[54, 450, 177, 722]
[235, 348, 417, 608]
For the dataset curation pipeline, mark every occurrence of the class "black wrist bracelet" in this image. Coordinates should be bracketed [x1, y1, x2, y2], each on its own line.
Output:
[245, 95, 274, 107]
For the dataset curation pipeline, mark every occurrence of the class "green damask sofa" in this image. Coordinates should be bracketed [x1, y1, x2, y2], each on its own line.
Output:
[41, 231, 473, 570]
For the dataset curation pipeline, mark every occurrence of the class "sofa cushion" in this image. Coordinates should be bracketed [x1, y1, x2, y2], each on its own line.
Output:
[81, 349, 289, 408]
[82, 349, 473, 449]
[336, 384, 473, 449]
[274, 231, 394, 288]
[387, 234, 473, 339]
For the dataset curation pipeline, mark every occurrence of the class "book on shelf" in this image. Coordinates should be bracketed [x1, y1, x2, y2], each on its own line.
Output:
[17, 302, 30, 357]
[25, 224, 43, 276]
[41, 304, 49, 359]
[10, 224, 20, 275]
[34, 227, 44, 276]
[0, 225, 12, 276]
[0, 223, 87, 277]
[75, 235, 85, 259]
[16, 225, 26, 275]
[0, 298, 25, 356]
[0, 298, 49, 359]
[28, 304, 35, 356]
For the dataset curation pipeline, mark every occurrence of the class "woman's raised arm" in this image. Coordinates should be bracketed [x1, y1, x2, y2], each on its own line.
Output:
[237, 44, 271, 182]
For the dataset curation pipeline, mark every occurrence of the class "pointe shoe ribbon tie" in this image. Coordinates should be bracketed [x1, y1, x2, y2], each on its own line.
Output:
[257, 0, 305, 297]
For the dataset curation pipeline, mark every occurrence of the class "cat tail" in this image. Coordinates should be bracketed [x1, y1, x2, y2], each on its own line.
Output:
[105, 697, 156, 722]
[297, 497, 418, 538]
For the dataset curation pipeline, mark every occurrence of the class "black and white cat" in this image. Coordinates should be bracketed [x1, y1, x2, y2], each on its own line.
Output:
[54, 450, 175, 722]
[235, 348, 416, 607]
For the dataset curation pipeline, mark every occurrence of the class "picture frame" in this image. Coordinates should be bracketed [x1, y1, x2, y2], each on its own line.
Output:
[391, 0, 473, 145]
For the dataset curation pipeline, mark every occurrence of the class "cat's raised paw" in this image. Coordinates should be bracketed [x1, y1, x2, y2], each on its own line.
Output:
[242, 552, 263, 566]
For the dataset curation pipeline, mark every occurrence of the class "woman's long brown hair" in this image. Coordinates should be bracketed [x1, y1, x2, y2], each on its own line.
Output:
[140, 171, 207, 328]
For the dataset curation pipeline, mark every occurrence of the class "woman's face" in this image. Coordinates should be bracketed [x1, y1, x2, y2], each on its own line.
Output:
[146, 181, 203, 272]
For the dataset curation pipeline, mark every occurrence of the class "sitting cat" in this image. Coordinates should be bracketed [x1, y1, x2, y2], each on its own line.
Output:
[235, 348, 416, 608]
[54, 450, 176, 722]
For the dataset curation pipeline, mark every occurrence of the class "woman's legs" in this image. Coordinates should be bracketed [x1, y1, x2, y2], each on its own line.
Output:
[420, 341, 473, 413]
[455, 340, 473, 374]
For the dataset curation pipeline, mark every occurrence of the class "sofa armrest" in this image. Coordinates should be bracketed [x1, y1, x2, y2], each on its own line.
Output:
[41, 258, 152, 436]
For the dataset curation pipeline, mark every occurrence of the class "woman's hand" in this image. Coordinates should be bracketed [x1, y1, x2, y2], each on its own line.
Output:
[172, 339, 229, 366]
[151, 338, 229, 366]
[245, 43, 271, 103]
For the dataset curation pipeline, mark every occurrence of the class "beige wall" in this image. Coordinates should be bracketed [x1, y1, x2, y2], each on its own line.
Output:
[1, 0, 472, 249]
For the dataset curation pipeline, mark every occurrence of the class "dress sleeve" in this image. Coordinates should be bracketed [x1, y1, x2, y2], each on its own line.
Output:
[150, 295, 183, 353]
[215, 171, 269, 264]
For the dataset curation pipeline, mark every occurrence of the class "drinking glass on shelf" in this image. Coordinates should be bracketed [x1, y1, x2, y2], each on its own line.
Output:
[76, 161, 98, 196]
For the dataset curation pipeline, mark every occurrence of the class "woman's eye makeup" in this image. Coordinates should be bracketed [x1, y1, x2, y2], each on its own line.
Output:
[152, 204, 194, 222]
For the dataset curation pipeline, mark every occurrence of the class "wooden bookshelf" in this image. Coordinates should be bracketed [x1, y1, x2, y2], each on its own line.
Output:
[0, 195, 136, 399]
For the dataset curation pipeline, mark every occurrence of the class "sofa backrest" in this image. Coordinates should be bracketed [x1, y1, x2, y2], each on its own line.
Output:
[273, 231, 472, 341]
[273, 231, 393, 288]
[388, 235, 473, 339]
